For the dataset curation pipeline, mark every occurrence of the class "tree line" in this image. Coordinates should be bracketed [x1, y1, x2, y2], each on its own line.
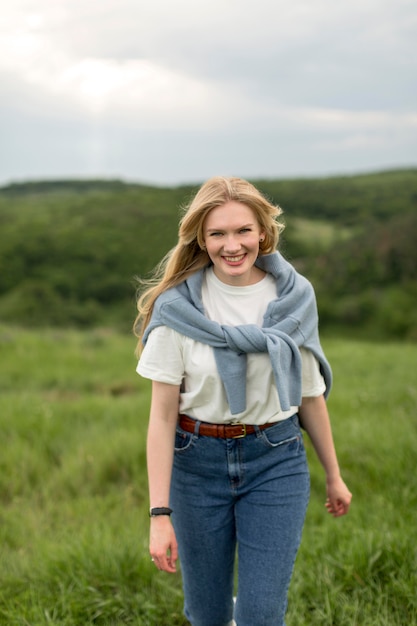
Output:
[0, 169, 416, 339]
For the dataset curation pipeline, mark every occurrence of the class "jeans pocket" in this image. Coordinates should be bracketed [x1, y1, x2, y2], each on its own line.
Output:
[259, 417, 303, 450]
[174, 428, 195, 453]
[261, 431, 301, 449]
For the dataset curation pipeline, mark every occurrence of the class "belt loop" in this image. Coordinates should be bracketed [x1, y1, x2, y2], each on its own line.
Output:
[193, 418, 201, 437]
[253, 425, 262, 438]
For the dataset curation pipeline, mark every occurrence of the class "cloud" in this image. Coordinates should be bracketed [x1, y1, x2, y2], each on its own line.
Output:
[1, 0, 416, 184]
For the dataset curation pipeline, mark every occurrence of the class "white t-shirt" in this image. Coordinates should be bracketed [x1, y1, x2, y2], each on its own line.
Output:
[137, 267, 326, 425]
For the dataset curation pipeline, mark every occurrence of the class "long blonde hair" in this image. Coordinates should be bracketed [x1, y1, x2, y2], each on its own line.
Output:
[133, 176, 284, 348]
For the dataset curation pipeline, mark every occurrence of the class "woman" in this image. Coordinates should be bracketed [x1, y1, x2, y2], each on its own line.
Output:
[134, 176, 352, 626]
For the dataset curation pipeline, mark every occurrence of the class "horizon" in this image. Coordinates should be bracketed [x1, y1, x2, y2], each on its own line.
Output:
[1, 164, 416, 192]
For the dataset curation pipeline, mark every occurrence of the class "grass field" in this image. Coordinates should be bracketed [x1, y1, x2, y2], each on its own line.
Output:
[0, 324, 416, 625]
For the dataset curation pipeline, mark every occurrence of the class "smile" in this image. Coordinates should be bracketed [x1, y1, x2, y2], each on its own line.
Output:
[223, 254, 245, 263]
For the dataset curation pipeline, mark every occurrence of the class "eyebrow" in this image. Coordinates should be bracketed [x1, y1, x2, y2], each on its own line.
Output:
[205, 222, 255, 233]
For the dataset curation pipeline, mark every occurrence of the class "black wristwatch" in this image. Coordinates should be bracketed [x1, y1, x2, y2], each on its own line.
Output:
[149, 507, 173, 517]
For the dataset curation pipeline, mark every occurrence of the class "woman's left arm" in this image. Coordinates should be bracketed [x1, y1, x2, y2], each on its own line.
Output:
[299, 394, 352, 517]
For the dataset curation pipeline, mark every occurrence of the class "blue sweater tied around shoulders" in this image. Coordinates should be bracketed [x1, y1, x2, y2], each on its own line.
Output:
[142, 251, 332, 416]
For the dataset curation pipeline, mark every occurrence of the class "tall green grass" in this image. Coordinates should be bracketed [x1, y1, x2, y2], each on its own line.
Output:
[1, 325, 416, 625]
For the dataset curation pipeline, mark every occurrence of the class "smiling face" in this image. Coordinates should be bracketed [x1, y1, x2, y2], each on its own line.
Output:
[203, 201, 266, 286]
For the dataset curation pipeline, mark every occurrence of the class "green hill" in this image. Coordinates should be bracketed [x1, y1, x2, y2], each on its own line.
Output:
[1, 169, 416, 338]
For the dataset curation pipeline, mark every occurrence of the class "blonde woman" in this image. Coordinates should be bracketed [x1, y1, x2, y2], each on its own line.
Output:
[134, 177, 351, 626]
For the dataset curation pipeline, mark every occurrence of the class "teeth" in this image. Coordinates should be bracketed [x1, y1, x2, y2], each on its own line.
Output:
[224, 255, 244, 262]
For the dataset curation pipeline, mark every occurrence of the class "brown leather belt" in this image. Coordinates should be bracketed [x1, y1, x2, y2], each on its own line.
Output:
[179, 414, 274, 439]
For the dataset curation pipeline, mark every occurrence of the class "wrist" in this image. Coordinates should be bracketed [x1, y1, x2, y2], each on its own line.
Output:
[149, 506, 173, 517]
[326, 471, 342, 484]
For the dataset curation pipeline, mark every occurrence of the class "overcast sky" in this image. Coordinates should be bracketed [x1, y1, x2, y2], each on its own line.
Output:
[1, 0, 416, 186]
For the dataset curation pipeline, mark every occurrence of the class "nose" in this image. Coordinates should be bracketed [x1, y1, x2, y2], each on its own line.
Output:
[223, 234, 241, 253]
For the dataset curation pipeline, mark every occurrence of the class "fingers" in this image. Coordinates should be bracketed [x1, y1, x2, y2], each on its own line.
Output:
[150, 548, 177, 573]
[325, 478, 352, 518]
[168, 543, 178, 569]
[150, 555, 177, 573]
[149, 519, 178, 573]
[325, 496, 352, 517]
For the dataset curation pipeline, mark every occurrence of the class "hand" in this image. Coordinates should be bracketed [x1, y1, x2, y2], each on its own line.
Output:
[149, 516, 178, 573]
[325, 476, 352, 517]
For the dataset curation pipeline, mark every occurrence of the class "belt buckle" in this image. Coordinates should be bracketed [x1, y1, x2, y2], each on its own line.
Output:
[232, 423, 247, 439]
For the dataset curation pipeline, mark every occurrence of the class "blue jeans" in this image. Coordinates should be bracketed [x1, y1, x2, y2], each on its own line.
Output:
[170, 414, 310, 626]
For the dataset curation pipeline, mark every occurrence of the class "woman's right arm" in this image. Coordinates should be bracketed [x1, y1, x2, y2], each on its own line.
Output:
[147, 380, 181, 573]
